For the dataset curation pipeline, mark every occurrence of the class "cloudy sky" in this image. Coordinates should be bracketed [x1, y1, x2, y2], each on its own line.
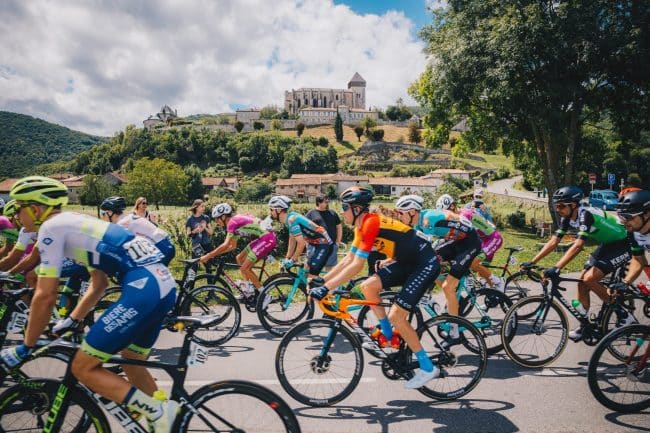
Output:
[0, 0, 435, 136]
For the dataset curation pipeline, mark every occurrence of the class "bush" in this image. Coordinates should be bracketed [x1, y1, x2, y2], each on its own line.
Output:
[296, 122, 305, 137]
[234, 121, 244, 132]
[370, 129, 385, 142]
[317, 136, 329, 147]
[253, 121, 265, 130]
[507, 211, 526, 229]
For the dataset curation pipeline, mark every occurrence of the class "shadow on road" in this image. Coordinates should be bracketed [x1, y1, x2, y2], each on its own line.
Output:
[605, 411, 650, 431]
[295, 398, 518, 433]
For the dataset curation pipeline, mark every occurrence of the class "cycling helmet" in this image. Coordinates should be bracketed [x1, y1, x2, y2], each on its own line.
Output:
[552, 186, 583, 204]
[2, 200, 17, 217]
[0, 198, 4, 210]
[268, 195, 292, 209]
[340, 186, 374, 206]
[435, 194, 455, 210]
[212, 202, 233, 218]
[617, 189, 650, 214]
[100, 196, 126, 213]
[395, 195, 424, 211]
[473, 189, 483, 199]
[619, 186, 641, 198]
[10, 176, 69, 207]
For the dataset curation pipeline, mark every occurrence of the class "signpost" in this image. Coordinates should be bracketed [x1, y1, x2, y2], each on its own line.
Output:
[589, 173, 596, 191]
[608, 173, 616, 189]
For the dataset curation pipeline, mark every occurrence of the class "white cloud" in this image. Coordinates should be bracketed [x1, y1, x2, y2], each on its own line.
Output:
[0, 0, 427, 136]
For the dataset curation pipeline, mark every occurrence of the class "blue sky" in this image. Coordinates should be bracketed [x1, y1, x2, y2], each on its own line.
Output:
[334, 0, 434, 31]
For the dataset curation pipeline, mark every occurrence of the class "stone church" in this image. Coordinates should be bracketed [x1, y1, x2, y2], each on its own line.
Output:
[284, 72, 367, 114]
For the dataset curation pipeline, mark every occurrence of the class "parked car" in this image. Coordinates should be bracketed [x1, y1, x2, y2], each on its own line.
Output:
[588, 189, 618, 210]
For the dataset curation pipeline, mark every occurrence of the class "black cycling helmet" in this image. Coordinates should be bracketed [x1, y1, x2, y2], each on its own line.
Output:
[617, 189, 650, 214]
[100, 196, 127, 213]
[340, 186, 374, 206]
[552, 186, 583, 204]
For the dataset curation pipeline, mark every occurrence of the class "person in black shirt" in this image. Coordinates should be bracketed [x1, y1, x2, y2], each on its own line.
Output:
[306, 195, 342, 270]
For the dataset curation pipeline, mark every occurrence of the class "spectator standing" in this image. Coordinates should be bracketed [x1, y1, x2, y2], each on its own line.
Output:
[186, 199, 214, 263]
[132, 197, 158, 224]
[306, 195, 342, 271]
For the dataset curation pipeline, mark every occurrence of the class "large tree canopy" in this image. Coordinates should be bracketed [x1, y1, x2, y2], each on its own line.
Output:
[410, 1, 649, 205]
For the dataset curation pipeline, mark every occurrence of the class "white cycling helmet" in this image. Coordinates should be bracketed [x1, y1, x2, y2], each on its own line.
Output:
[395, 194, 424, 212]
[436, 194, 455, 210]
[474, 189, 484, 199]
[268, 195, 292, 209]
[212, 203, 233, 219]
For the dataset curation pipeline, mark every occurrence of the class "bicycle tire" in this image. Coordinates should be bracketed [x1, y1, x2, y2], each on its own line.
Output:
[180, 285, 241, 346]
[174, 379, 301, 433]
[256, 277, 313, 337]
[504, 271, 542, 302]
[415, 315, 488, 400]
[587, 324, 650, 413]
[501, 295, 569, 368]
[0, 379, 109, 433]
[458, 288, 512, 355]
[275, 318, 363, 407]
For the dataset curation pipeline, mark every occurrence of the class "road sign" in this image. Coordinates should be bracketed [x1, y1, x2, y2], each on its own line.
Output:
[608, 173, 616, 186]
[588, 173, 596, 184]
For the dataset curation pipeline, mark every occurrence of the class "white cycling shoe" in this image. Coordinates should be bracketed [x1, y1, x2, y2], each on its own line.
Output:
[404, 367, 440, 389]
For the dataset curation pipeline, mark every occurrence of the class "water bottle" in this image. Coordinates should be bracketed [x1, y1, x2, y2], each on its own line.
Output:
[571, 299, 587, 316]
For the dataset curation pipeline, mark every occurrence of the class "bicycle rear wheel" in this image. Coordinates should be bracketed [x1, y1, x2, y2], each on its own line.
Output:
[0, 379, 109, 433]
[415, 315, 487, 400]
[175, 380, 301, 433]
[257, 277, 313, 337]
[459, 288, 512, 355]
[501, 295, 569, 368]
[275, 318, 363, 407]
[587, 324, 650, 413]
[181, 285, 241, 346]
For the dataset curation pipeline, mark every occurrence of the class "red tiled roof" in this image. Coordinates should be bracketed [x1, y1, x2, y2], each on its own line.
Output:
[369, 177, 438, 187]
[0, 178, 20, 192]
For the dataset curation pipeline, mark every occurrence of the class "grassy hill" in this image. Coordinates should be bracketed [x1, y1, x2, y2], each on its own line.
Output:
[0, 111, 107, 177]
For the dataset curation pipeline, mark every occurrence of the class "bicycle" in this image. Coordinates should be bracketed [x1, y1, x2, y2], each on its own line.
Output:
[587, 323, 650, 413]
[275, 287, 487, 407]
[501, 269, 642, 368]
[93, 259, 241, 347]
[479, 246, 543, 302]
[0, 315, 302, 433]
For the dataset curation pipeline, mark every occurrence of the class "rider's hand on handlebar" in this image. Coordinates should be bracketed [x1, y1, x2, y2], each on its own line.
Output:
[542, 267, 560, 279]
[310, 285, 329, 300]
[520, 261, 535, 270]
[309, 277, 325, 289]
[52, 317, 82, 336]
[281, 258, 294, 270]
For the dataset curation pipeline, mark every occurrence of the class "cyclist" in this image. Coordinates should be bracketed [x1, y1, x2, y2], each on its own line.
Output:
[615, 189, 650, 285]
[268, 195, 333, 276]
[0, 199, 38, 280]
[436, 194, 505, 290]
[310, 186, 442, 389]
[0, 176, 178, 433]
[394, 194, 482, 348]
[521, 186, 634, 340]
[465, 189, 493, 222]
[0, 199, 19, 259]
[200, 203, 277, 295]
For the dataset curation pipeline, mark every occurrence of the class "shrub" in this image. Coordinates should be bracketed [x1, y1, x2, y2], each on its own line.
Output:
[296, 122, 305, 137]
[507, 211, 526, 229]
[370, 129, 385, 142]
[253, 121, 265, 130]
[234, 121, 244, 133]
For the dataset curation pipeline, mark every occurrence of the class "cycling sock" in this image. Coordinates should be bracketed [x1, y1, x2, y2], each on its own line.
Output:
[379, 317, 393, 340]
[415, 349, 434, 372]
[125, 387, 163, 420]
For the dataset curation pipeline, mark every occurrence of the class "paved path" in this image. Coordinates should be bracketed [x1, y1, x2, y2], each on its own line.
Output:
[485, 176, 548, 203]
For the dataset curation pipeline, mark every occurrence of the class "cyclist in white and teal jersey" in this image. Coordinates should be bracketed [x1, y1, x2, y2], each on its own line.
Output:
[616, 190, 650, 286]
[522, 186, 633, 341]
[268, 195, 333, 276]
[0, 177, 179, 433]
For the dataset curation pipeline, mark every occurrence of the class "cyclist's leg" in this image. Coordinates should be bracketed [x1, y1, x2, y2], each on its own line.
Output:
[470, 256, 493, 285]
[240, 232, 277, 289]
[580, 239, 631, 309]
[307, 243, 333, 277]
[371, 262, 409, 339]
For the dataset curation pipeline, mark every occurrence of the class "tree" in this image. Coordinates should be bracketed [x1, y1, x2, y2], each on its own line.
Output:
[370, 129, 385, 142]
[360, 117, 377, 136]
[121, 158, 189, 207]
[354, 126, 364, 141]
[271, 119, 282, 131]
[78, 175, 114, 216]
[184, 164, 205, 202]
[408, 122, 422, 144]
[234, 121, 244, 133]
[334, 112, 344, 142]
[259, 105, 279, 119]
[296, 122, 305, 137]
[253, 121, 265, 130]
[410, 1, 650, 215]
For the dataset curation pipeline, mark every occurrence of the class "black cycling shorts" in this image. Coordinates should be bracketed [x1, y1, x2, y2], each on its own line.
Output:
[435, 231, 482, 279]
[308, 243, 334, 275]
[584, 237, 631, 275]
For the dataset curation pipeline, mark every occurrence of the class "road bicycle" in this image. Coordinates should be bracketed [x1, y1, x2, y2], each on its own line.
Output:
[0, 315, 302, 433]
[501, 269, 644, 368]
[275, 288, 487, 407]
[587, 323, 650, 413]
[93, 259, 241, 347]
[484, 246, 543, 301]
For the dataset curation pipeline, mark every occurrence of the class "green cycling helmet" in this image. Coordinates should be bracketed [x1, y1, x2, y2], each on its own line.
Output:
[3, 199, 18, 217]
[10, 176, 69, 207]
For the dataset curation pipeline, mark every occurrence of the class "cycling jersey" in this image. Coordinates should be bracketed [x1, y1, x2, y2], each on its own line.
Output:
[227, 214, 268, 240]
[458, 208, 495, 238]
[556, 206, 627, 244]
[629, 231, 650, 255]
[416, 209, 475, 241]
[15, 228, 37, 253]
[116, 214, 175, 265]
[284, 212, 332, 245]
[0, 216, 18, 245]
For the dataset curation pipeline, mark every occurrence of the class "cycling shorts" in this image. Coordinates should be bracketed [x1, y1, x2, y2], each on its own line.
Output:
[584, 237, 632, 275]
[480, 231, 503, 262]
[82, 263, 176, 361]
[244, 232, 277, 262]
[307, 243, 334, 275]
[436, 231, 482, 279]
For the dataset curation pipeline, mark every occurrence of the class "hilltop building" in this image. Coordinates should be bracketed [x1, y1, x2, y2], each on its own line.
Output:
[143, 105, 178, 129]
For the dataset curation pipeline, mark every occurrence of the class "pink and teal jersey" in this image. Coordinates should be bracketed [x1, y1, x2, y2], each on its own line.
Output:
[0, 216, 19, 244]
[227, 214, 268, 240]
[458, 208, 496, 239]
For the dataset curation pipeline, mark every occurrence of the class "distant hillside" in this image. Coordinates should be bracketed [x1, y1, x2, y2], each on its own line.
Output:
[0, 111, 107, 177]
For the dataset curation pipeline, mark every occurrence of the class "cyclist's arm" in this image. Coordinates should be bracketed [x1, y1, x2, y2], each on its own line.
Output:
[324, 251, 355, 280]
[0, 241, 14, 259]
[24, 276, 59, 346]
[285, 235, 297, 260]
[0, 247, 24, 271]
[336, 223, 343, 245]
[290, 234, 307, 262]
[624, 254, 647, 285]
[202, 235, 237, 261]
[529, 235, 562, 264]
[323, 254, 365, 290]
[69, 269, 109, 322]
[554, 238, 585, 270]
[9, 246, 40, 274]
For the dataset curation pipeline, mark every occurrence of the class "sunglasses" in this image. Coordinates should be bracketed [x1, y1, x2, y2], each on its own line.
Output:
[554, 203, 571, 209]
[140, 201, 148, 205]
[100, 210, 110, 217]
[341, 203, 350, 212]
[618, 212, 642, 221]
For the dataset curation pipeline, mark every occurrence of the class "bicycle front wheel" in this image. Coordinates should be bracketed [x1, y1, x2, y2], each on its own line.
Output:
[257, 277, 313, 337]
[175, 380, 301, 433]
[459, 288, 512, 355]
[181, 285, 241, 346]
[275, 318, 363, 407]
[587, 324, 650, 413]
[501, 295, 569, 368]
[0, 379, 109, 433]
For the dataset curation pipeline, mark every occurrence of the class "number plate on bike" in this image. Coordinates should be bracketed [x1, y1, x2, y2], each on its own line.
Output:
[7, 311, 28, 333]
[187, 341, 209, 366]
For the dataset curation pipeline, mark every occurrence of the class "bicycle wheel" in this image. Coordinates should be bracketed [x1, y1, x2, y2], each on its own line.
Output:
[89, 285, 122, 325]
[174, 380, 301, 433]
[0, 379, 109, 433]
[256, 277, 313, 337]
[504, 271, 542, 302]
[275, 318, 363, 407]
[588, 324, 650, 413]
[459, 288, 512, 355]
[181, 285, 241, 346]
[501, 295, 569, 368]
[414, 315, 487, 400]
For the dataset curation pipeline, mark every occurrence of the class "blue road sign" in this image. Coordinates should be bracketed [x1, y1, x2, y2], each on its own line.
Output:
[608, 173, 616, 185]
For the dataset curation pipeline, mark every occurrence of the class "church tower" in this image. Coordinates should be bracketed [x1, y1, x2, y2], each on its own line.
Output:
[347, 72, 366, 109]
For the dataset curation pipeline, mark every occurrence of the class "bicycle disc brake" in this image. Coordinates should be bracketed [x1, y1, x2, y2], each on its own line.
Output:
[310, 355, 332, 374]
